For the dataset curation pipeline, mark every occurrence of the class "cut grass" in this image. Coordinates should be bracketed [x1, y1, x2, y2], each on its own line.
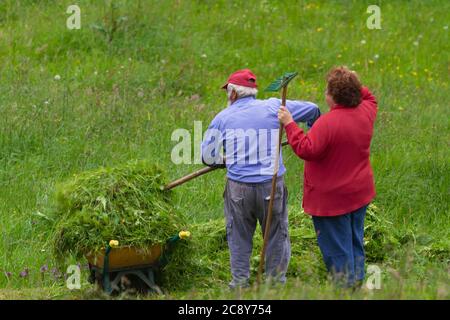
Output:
[51, 160, 185, 260]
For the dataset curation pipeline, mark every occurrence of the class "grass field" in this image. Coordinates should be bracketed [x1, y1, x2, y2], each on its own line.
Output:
[0, 0, 448, 299]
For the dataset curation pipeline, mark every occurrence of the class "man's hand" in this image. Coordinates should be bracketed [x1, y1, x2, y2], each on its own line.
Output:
[278, 105, 294, 126]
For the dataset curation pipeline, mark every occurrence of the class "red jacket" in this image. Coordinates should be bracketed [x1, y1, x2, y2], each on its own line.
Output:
[284, 87, 377, 216]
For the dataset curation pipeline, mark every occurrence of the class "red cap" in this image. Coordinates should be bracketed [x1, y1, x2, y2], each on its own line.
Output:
[222, 69, 258, 89]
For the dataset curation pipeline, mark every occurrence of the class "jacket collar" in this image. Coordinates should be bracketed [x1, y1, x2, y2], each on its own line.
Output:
[331, 104, 357, 111]
[230, 95, 256, 106]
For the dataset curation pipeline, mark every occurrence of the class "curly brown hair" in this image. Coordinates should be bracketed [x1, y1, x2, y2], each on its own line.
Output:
[326, 66, 362, 108]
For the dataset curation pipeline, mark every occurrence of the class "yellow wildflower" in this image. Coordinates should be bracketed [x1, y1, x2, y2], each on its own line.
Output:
[109, 240, 119, 247]
[179, 231, 191, 240]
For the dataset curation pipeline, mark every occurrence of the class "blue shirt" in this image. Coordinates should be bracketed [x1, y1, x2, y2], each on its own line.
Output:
[201, 96, 320, 183]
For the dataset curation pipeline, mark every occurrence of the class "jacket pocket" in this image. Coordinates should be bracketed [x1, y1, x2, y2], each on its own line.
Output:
[304, 176, 314, 192]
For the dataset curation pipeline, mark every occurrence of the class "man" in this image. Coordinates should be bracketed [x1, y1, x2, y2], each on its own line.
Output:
[201, 69, 320, 288]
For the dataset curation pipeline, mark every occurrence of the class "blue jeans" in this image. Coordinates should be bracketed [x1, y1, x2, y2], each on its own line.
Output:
[312, 205, 367, 287]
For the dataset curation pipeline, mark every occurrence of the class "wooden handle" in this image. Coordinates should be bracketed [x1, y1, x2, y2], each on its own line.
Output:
[163, 166, 218, 190]
[257, 85, 287, 285]
[281, 85, 287, 106]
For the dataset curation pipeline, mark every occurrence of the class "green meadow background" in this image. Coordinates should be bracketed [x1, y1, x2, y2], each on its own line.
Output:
[0, 0, 448, 299]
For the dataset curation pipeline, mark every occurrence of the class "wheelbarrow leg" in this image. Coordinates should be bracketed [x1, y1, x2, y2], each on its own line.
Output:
[146, 268, 163, 294]
[128, 269, 162, 294]
[109, 272, 123, 293]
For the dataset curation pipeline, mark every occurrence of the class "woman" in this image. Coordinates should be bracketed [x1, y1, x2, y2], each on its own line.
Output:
[278, 66, 377, 287]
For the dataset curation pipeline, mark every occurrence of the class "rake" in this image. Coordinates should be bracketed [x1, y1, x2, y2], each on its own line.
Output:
[257, 71, 298, 286]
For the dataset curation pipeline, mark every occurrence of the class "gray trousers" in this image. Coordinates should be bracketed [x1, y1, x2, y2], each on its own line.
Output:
[223, 177, 290, 287]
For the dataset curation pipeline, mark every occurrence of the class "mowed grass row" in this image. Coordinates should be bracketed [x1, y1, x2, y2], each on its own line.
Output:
[0, 0, 448, 298]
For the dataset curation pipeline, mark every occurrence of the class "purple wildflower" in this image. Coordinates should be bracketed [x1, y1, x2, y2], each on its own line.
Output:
[51, 267, 62, 280]
[19, 268, 29, 278]
[4, 271, 12, 279]
[40, 264, 49, 273]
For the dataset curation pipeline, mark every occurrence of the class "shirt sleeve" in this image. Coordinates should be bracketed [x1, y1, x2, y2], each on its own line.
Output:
[267, 98, 321, 128]
[285, 100, 321, 128]
[201, 115, 226, 168]
[361, 86, 377, 105]
[360, 86, 377, 121]
[284, 116, 330, 161]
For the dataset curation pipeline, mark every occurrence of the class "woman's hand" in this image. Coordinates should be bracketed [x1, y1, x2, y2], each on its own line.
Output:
[278, 106, 294, 126]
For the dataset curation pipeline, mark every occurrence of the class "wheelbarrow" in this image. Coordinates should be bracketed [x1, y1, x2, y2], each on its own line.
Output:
[86, 231, 190, 295]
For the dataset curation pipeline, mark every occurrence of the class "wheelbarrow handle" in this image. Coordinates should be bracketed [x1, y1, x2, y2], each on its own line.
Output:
[159, 231, 190, 266]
